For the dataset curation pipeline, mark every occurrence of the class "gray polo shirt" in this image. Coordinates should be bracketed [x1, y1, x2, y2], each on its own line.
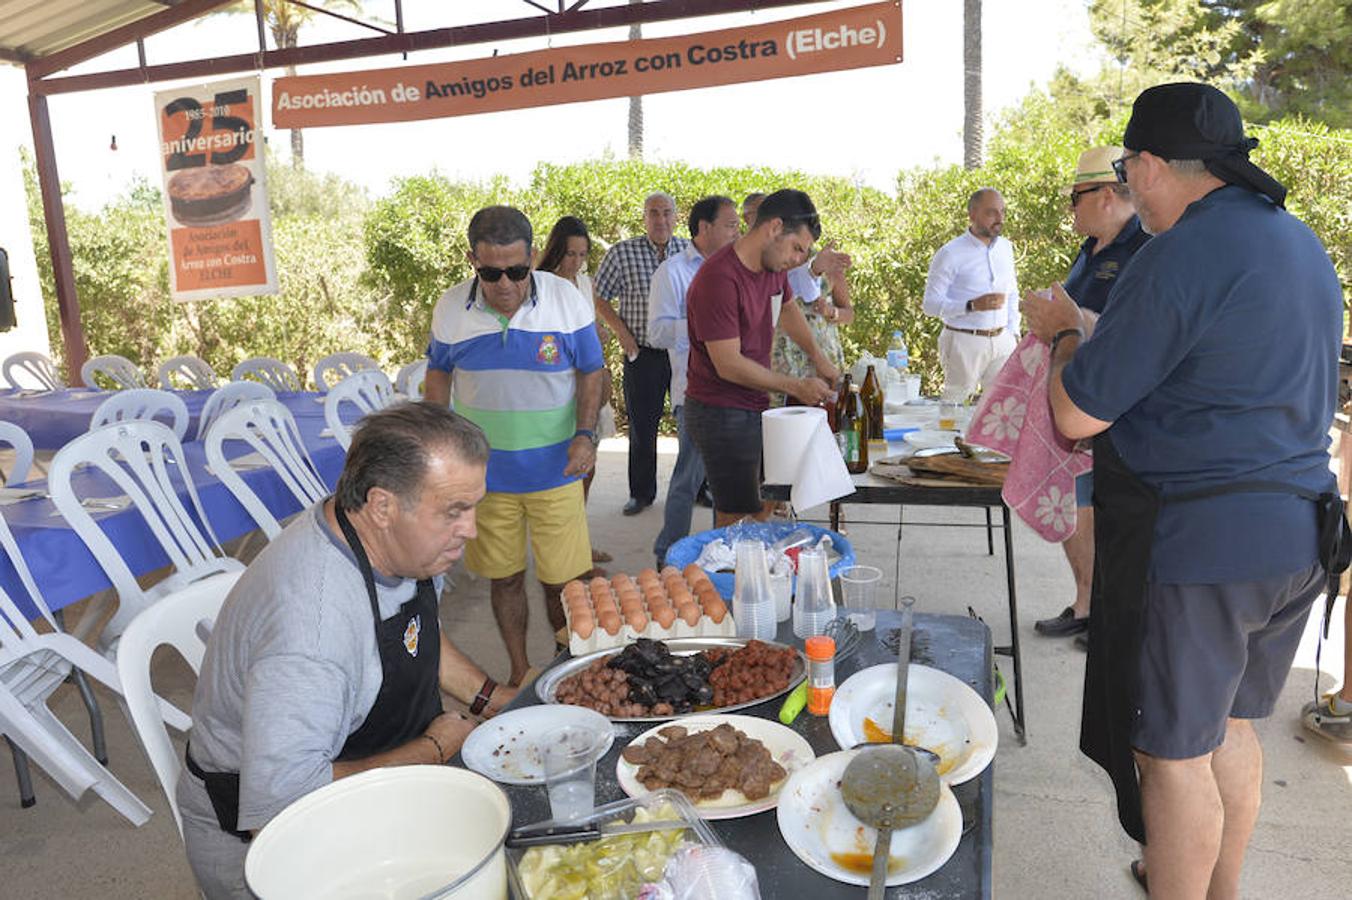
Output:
[180, 502, 439, 831]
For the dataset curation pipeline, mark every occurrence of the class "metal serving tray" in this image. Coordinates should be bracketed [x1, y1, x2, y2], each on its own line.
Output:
[534, 637, 807, 723]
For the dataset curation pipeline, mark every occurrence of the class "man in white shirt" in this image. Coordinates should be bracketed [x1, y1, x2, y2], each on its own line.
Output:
[647, 195, 741, 568]
[923, 188, 1021, 400]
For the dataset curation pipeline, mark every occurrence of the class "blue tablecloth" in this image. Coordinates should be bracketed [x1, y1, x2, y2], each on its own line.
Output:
[0, 391, 348, 619]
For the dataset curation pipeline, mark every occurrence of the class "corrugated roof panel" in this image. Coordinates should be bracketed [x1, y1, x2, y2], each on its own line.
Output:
[0, 0, 165, 60]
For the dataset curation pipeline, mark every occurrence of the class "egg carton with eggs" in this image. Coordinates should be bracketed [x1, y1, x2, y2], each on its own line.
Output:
[560, 565, 737, 655]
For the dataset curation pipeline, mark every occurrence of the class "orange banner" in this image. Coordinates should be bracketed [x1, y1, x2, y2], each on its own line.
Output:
[273, 2, 902, 128]
[155, 76, 278, 301]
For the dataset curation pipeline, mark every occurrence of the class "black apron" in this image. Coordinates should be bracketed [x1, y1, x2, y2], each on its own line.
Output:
[1079, 432, 1351, 844]
[187, 503, 443, 842]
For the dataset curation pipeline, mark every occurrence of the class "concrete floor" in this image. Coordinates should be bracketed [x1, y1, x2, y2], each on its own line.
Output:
[1, 436, 1349, 899]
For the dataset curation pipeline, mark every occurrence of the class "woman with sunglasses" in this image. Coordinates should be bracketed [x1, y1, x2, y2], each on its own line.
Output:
[538, 215, 615, 568]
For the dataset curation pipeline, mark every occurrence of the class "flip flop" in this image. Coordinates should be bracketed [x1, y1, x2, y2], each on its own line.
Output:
[1130, 859, 1148, 894]
[591, 548, 613, 563]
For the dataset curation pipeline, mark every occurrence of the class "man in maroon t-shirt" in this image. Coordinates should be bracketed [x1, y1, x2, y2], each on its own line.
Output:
[684, 188, 839, 527]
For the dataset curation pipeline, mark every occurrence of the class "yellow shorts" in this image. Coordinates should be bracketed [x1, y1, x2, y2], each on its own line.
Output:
[464, 480, 592, 584]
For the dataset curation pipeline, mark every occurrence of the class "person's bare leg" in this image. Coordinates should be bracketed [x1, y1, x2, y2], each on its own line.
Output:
[1340, 601, 1352, 704]
[1062, 506, 1094, 619]
[1135, 749, 1223, 900]
[541, 580, 567, 636]
[713, 510, 748, 528]
[1206, 718, 1263, 900]
[490, 571, 532, 686]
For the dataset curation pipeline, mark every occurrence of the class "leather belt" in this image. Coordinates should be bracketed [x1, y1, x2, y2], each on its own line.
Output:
[945, 324, 1004, 337]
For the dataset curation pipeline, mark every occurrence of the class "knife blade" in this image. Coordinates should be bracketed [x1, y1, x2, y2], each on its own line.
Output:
[506, 817, 689, 848]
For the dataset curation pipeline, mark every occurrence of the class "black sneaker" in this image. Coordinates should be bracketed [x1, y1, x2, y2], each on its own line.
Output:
[1074, 633, 1089, 652]
[1034, 606, 1089, 637]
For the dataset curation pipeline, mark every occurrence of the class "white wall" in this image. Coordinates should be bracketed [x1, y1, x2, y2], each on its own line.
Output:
[0, 66, 54, 371]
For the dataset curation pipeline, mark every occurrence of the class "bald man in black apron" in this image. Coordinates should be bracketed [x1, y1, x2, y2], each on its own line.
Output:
[1025, 83, 1347, 899]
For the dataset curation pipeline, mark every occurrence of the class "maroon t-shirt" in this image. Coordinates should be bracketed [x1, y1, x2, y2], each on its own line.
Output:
[685, 243, 790, 412]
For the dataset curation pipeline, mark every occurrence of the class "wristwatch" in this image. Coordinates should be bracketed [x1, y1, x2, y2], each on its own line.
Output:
[573, 428, 598, 446]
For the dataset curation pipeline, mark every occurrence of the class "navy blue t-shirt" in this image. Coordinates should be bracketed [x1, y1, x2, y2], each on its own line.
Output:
[1063, 186, 1340, 584]
[1063, 215, 1150, 314]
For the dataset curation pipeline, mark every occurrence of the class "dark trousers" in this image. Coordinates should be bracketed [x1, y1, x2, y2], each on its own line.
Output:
[622, 347, 671, 503]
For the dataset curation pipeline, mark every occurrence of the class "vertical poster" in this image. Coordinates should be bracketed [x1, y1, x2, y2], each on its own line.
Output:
[154, 76, 277, 301]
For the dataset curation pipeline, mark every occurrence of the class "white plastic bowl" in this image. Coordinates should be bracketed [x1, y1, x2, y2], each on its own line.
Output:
[245, 765, 511, 900]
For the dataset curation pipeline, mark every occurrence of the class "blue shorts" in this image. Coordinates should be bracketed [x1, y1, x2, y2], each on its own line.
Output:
[1074, 471, 1093, 508]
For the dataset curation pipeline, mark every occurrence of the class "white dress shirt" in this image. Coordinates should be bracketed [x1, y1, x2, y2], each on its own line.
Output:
[646, 243, 708, 408]
[922, 230, 1020, 335]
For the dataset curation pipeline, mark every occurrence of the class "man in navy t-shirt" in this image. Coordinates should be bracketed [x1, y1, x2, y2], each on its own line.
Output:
[1026, 84, 1341, 896]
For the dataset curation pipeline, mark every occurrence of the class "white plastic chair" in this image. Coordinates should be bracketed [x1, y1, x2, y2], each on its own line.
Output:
[0, 509, 172, 826]
[157, 355, 217, 391]
[0, 421, 34, 485]
[205, 400, 327, 540]
[313, 352, 379, 392]
[2, 351, 64, 391]
[80, 354, 146, 390]
[232, 357, 301, 393]
[90, 388, 190, 441]
[117, 570, 241, 836]
[323, 369, 396, 450]
[395, 359, 428, 401]
[196, 381, 275, 442]
[48, 421, 244, 646]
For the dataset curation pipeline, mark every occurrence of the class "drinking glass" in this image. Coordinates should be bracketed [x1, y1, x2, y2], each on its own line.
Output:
[793, 548, 837, 639]
[938, 400, 960, 431]
[838, 565, 883, 631]
[543, 726, 604, 822]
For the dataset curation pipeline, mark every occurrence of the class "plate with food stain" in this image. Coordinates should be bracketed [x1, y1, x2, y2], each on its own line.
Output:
[776, 749, 962, 887]
[828, 663, 997, 785]
[615, 714, 814, 819]
[460, 705, 614, 785]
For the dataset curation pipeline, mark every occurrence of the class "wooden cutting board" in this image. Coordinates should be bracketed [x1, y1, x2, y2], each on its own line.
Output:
[878, 453, 1008, 487]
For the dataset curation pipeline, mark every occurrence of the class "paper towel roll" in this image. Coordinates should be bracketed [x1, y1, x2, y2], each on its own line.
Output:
[762, 407, 856, 511]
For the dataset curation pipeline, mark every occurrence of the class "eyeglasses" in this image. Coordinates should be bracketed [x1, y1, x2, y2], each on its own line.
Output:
[475, 264, 531, 283]
[1070, 184, 1110, 207]
[1112, 152, 1141, 183]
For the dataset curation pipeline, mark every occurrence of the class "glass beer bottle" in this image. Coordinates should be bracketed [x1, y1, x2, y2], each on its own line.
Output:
[837, 383, 869, 474]
[861, 364, 884, 440]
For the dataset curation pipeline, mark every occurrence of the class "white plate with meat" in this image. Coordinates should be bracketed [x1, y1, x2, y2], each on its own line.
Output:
[615, 714, 814, 820]
[460, 705, 614, 786]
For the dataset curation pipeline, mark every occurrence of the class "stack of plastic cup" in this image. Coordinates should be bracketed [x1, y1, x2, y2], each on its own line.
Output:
[732, 540, 777, 641]
[666, 846, 761, 899]
[793, 547, 837, 639]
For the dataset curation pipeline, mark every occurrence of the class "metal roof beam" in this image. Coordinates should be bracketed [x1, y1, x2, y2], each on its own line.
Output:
[26, 0, 240, 80]
[31, 0, 827, 94]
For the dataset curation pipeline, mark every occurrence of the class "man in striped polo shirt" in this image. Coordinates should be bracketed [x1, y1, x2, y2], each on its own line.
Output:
[424, 206, 604, 686]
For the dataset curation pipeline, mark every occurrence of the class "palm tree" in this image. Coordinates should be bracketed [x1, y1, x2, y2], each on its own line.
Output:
[628, 0, 644, 158]
[962, 0, 983, 169]
[225, 1, 362, 168]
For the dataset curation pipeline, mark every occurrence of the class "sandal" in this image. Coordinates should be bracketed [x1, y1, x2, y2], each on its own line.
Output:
[591, 548, 613, 563]
[1130, 859, 1148, 894]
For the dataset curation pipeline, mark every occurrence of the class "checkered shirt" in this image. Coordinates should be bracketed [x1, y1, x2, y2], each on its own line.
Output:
[593, 234, 690, 347]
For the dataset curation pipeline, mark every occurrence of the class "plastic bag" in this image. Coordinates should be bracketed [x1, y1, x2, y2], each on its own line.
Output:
[664, 846, 761, 900]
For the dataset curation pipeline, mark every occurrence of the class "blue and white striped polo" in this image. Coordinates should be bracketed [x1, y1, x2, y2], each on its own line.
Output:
[426, 271, 604, 494]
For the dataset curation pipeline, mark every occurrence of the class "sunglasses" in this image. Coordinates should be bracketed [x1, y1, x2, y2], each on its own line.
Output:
[1112, 151, 1141, 183]
[475, 264, 531, 283]
[1070, 184, 1110, 207]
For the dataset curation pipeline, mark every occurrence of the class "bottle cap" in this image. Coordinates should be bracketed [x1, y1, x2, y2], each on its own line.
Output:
[805, 635, 836, 660]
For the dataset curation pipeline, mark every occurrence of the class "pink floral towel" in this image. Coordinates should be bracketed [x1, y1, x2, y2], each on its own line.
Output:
[968, 334, 1092, 543]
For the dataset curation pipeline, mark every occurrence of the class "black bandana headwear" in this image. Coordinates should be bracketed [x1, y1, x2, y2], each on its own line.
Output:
[1122, 82, 1287, 209]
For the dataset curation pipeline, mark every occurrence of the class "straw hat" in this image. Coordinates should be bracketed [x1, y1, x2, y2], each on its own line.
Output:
[1063, 146, 1124, 194]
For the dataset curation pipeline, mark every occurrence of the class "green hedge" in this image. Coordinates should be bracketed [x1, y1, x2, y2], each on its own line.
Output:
[24, 109, 1350, 420]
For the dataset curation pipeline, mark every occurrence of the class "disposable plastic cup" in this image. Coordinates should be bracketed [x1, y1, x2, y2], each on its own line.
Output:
[770, 573, 792, 623]
[838, 565, 884, 631]
[543, 726, 604, 822]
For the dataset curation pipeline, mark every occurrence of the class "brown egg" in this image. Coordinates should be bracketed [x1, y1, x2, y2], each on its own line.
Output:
[677, 602, 701, 626]
[652, 605, 677, 629]
[642, 585, 666, 604]
[646, 591, 671, 610]
[668, 586, 692, 608]
[618, 586, 642, 603]
[624, 609, 648, 631]
[682, 563, 705, 583]
[619, 595, 644, 615]
[598, 610, 622, 635]
[566, 596, 590, 616]
[562, 580, 586, 599]
[612, 573, 635, 589]
[660, 565, 682, 580]
[701, 595, 729, 624]
[636, 568, 660, 584]
[571, 611, 594, 639]
[594, 598, 618, 618]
